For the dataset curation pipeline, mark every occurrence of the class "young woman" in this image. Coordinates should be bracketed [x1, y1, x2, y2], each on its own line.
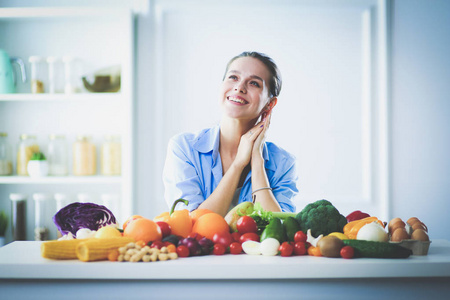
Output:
[163, 52, 298, 216]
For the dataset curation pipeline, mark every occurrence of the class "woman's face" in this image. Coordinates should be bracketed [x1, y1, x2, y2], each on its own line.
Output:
[220, 57, 272, 121]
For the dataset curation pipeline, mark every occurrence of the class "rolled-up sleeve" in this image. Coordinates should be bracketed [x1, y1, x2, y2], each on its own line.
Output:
[163, 137, 205, 211]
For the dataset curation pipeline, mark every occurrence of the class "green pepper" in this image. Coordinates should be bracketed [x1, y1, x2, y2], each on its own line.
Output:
[283, 216, 301, 242]
[260, 217, 286, 244]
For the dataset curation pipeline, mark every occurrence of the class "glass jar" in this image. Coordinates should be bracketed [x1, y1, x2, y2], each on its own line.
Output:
[101, 193, 120, 220]
[10, 193, 27, 241]
[101, 135, 121, 176]
[0, 132, 13, 176]
[73, 135, 96, 176]
[16, 134, 39, 176]
[47, 134, 68, 176]
[54, 193, 72, 238]
[29, 56, 46, 93]
[62, 56, 82, 94]
[33, 193, 50, 241]
[47, 56, 64, 94]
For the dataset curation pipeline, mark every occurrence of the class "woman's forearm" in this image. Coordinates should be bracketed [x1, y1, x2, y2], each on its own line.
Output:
[197, 163, 244, 216]
[251, 158, 282, 212]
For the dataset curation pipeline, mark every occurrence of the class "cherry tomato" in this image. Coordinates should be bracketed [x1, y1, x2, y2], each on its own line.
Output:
[176, 245, 190, 257]
[236, 216, 258, 234]
[150, 240, 164, 249]
[340, 246, 354, 259]
[231, 232, 242, 243]
[279, 242, 294, 257]
[155, 221, 171, 238]
[187, 232, 204, 241]
[229, 242, 243, 255]
[239, 232, 260, 243]
[213, 231, 232, 248]
[294, 231, 307, 243]
[213, 243, 226, 255]
[293, 241, 307, 255]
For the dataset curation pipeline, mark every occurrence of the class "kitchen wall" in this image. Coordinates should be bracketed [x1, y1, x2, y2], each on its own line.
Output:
[1, 0, 449, 239]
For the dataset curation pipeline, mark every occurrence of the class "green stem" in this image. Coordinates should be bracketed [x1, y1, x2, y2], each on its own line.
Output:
[170, 199, 189, 215]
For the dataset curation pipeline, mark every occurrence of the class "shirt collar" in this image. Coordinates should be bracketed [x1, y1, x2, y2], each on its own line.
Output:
[192, 124, 276, 171]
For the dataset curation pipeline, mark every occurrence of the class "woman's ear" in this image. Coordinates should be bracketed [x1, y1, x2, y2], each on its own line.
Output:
[266, 98, 277, 111]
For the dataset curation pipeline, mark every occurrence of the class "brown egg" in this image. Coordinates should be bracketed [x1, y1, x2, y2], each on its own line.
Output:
[388, 218, 403, 231]
[391, 227, 410, 242]
[411, 222, 427, 232]
[407, 217, 420, 225]
[389, 220, 406, 234]
[411, 229, 429, 241]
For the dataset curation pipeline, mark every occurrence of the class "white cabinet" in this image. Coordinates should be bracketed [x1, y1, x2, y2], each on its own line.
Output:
[0, 7, 135, 240]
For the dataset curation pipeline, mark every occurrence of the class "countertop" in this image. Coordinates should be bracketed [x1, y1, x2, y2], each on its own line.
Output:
[1, 240, 450, 280]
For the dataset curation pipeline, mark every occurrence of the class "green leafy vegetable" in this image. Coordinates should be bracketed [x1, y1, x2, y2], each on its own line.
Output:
[30, 152, 46, 161]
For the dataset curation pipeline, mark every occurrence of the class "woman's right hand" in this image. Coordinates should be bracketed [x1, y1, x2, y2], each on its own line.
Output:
[232, 122, 265, 170]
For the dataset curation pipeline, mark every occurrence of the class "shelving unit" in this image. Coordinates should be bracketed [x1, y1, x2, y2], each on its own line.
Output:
[0, 6, 135, 240]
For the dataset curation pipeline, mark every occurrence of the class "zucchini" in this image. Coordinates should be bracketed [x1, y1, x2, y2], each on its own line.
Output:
[343, 239, 412, 258]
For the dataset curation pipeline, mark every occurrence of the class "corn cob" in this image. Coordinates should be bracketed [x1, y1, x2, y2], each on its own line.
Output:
[76, 237, 135, 262]
[41, 239, 86, 260]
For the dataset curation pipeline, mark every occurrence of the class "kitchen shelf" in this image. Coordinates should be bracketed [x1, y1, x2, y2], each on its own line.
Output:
[0, 176, 122, 185]
[0, 93, 123, 102]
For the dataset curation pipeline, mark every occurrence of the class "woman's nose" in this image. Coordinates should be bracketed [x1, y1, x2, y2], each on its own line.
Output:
[234, 81, 246, 93]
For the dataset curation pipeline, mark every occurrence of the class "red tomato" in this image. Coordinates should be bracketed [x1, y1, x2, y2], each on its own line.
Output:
[156, 221, 172, 238]
[229, 242, 243, 255]
[176, 245, 190, 257]
[340, 246, 354, 259]
[294, 231, 307, 243]
[293, 242, 307, 255]
[213, 243, 226, 255]
[231, 232, 242, 243]
[279, 242, 294, 257]
[187, 232, 204, 241]
[150, 240, 164, 249]
[213, 231, 232, 248]
[239, 232, 260, 243]
[236, 216, 258, 234]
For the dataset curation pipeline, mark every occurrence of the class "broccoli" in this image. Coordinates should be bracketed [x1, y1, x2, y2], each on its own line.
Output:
[295, 199, 347, 237]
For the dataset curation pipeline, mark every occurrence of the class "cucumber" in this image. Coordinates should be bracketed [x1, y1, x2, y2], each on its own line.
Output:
[343, 240, 412, 258]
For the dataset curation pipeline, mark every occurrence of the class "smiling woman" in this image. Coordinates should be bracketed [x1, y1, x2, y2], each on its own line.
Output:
[163, 52, 298, 217]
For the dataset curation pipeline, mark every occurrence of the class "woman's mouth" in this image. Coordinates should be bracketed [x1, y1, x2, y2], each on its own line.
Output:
[227, 95, 248, 105]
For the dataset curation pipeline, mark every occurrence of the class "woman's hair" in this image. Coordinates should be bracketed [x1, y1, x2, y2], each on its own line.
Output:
[223, 51, 282, 98]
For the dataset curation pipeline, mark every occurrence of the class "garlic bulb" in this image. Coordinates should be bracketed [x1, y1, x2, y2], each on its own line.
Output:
[357, 221, 388, 242]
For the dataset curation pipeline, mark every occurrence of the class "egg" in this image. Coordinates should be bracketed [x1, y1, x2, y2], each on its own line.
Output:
[407, 217, 420, 225]
[390, 227, 410, 242]
[389, 220, 406, 234]
[388, 217, 403, 231]
[241, 241, 261, 255]
[411, 229, 429, 241]
[411, 222, 427, 232]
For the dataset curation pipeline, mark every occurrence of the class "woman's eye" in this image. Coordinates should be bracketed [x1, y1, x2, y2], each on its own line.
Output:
[228, 75, 238, 80]
[250, 81, 260, 87]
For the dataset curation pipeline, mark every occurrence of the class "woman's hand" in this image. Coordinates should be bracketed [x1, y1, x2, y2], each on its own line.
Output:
[252, 110, 272, 163]
[232, 121, 265, 170]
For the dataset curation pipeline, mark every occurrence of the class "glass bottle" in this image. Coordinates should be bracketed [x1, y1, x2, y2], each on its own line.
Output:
[47, 134, 68, 176]
[10, 193, 27, 241]
[16, 134, 39, 176]
[101, 193, 120, 221]
[33, 193, 50, 241]
[0, 132, 13, 175]
[47, 56, 64, 94]
[73, 135, 96, 176]
[62, 56, 82, 94]
[54, 193, 72, 238]
[29, 56, 46, 93]
[101, 135, 121, 176]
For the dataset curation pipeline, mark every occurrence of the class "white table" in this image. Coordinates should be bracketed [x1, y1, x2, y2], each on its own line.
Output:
[1, 240, 450, 299]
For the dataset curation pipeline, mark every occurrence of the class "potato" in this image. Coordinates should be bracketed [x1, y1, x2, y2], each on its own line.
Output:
[317, 236, 344, 258]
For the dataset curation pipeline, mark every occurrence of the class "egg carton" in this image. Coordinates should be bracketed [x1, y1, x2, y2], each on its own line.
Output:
[389, 239, 431, 255]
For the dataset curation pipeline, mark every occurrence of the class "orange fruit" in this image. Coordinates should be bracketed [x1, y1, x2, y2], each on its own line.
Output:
[123, 215, 143, 231]
[191, 212, 230, 240]
[123, 217, 162, 244]
[190, 208, 214, 226]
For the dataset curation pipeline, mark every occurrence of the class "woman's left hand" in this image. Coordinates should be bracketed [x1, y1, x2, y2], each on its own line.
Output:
[252, 110, 271, 162]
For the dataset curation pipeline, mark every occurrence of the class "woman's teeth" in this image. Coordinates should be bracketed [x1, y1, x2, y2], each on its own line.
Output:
[228, 96, 247, 104]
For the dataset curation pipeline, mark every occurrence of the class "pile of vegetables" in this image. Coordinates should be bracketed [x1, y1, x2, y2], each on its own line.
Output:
[43, 198, 422, 262]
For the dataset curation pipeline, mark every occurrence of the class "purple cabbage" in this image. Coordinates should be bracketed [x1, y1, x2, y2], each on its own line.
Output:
[53, 202, 117, 236]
